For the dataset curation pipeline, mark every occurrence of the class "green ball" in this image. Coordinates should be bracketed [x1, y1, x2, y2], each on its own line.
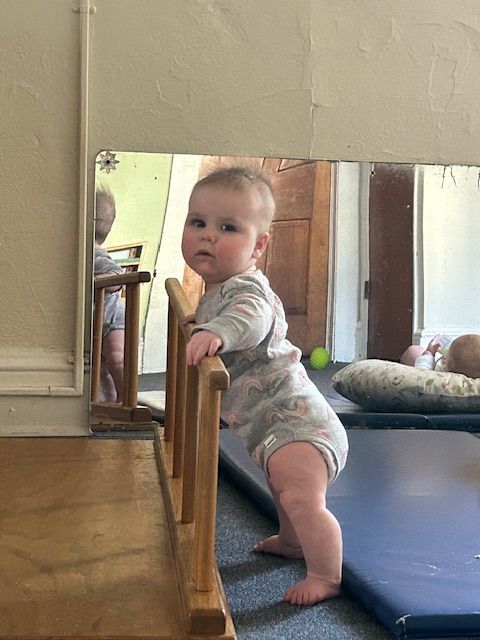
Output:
[309, 347, 330, 369]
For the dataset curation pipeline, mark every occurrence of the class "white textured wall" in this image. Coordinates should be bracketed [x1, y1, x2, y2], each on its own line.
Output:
[418, 165, 480, 342]
[2, 0, 480, 433]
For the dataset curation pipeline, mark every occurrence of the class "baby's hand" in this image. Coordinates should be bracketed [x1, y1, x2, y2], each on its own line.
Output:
[426, 335, 441, 355]
[182, 313, 197, 326]
[186, 330, 223, 366]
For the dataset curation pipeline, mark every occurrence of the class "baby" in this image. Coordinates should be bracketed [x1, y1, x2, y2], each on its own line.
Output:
[401, 333, 480, 378]
[181, 166, 349, 605]
[94, 187, 125, 402]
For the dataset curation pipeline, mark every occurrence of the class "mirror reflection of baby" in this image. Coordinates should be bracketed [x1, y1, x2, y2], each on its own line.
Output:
[181, 166, 348, 606]
[400, 334, 480, 379]
[94, 187, 125, 403]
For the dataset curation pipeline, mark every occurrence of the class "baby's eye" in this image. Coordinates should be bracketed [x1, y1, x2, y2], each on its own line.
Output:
[221, 223, 236, 232]
[190, 217, 205, 228]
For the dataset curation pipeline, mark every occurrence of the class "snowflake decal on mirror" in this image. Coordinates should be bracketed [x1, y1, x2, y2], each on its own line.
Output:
[96, 150, 120, 173]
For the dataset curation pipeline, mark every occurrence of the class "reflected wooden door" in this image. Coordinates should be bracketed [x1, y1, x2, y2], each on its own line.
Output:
[184, 157, 332, 355]
[259, 159, 331, 355]
[367, 163, 414, 360]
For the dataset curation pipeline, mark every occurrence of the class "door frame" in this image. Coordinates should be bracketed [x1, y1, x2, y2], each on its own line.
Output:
[324, 162, 337, 358]
[327, 161, 371, 362]
[357, 162, 371, 360]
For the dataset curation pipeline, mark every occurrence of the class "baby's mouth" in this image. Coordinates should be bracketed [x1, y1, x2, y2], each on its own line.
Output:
[196, 249, 214, 258]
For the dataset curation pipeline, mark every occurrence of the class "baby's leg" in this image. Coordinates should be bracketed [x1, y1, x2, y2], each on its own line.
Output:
[102, 329, 125, 402]
[100, 363, 117, 402]
[253, 477, 303, 559]
[265, 442, 342, 605]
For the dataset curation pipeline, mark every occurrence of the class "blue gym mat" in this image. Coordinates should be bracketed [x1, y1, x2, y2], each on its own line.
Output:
[219, 428, 480, 639]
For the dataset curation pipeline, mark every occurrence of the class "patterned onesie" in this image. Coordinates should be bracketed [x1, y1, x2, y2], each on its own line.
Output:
[192, 269, 348, 483]
[94, 247, 125, 336]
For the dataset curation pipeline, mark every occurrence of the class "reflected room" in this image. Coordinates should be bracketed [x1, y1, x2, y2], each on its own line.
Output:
[91, 152, 480, 423]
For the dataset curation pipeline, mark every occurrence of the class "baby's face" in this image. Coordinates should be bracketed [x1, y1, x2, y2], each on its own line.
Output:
[182, 184, 269, 288]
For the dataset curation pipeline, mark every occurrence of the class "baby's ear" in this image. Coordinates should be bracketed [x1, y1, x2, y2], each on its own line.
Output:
[253, 232, 270, 258]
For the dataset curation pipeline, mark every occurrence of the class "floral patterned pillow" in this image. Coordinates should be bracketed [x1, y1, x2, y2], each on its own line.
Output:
[332, 359, 480, 413]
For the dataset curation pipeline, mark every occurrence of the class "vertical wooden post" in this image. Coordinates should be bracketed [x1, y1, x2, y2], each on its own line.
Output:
[181, 364, 199, 523]
[123, 285, 132, 404]
[172, 329, 187, 479]
[164, 302, 178, 443]
[193, 377, 222, 591]
[124, 282, 140, 407]
[91, 288, 105, 403]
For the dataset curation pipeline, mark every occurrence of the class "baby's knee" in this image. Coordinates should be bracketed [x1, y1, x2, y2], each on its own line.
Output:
[108, 349, 124, 366]
[400, 344, 424, 366]
[277, 485, 326, 515]
[102, 337, 124, 366]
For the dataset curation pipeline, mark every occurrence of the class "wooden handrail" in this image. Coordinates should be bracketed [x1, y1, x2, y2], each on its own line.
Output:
[94, 270, 151, 289]
[164, 277, 230, 591]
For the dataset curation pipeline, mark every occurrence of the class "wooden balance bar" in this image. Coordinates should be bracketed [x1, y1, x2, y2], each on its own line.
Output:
[90, 270, 157, 430]
[155, 278, 234, 637]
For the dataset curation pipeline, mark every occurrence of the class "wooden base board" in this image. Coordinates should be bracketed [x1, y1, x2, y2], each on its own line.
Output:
[0, 436, 235, 640]
[89, 418, 158, 432]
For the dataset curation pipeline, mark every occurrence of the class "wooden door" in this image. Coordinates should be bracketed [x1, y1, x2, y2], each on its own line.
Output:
[367, 163, 414, 360]
[259, 159, 331, 354]
[183, 157, 332, 354]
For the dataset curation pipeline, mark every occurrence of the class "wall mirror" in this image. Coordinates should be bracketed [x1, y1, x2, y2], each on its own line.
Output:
[94, 152, 480, 379]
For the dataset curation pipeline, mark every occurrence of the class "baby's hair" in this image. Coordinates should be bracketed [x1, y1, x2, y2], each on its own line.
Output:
[95, 186, 116, 244]
[445, 333, 480, 379]
[193, 165, 276, 230]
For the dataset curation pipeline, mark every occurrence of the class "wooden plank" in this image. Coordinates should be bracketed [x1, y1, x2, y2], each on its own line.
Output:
[90, 403, 153, 422]
[0, 438, 185, 639]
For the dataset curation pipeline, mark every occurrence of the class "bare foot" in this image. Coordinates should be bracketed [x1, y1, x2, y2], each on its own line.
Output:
[253, 535, 303, 559]
[284, 576, 340, 606]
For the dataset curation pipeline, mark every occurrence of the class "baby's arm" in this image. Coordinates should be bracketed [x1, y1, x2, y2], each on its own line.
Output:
[186, 281, 274, 365]
[98, 269, 124, 293]
[193, 283, 274, 355]
[414, 352, 435, 370]
[95, 250, 124, 292]
[414, 336, 440, 370]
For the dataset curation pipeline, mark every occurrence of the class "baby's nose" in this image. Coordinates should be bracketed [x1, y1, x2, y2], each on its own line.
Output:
[202, 227, 216, 241]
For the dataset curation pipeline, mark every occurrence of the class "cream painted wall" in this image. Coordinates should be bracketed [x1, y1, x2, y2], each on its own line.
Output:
[0, 1, 88, 434]
[2, 1, 480, 433]
[89, 1, 480, 164]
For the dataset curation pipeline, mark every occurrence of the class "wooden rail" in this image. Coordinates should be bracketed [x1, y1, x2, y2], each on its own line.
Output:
[90, 270, 156, 431]
[154, 277, 233, 636]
